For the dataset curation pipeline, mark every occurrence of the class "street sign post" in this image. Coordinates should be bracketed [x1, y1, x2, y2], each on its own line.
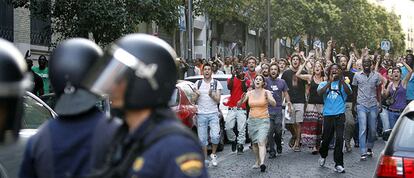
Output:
[381, 40, 391, 52]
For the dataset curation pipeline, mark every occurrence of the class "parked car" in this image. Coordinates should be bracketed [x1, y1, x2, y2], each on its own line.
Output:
[170, 81, 198, 128]
[40, 93, 111, 118]
[374, 101, 414, 178]
[0, 92, 57, 178]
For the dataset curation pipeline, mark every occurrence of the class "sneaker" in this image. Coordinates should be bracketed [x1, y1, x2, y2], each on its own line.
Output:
[345, 142, 352, 152]
[231, 142, 237, 152]
[252, 164, 259, 169]
[367, 149, 373, 157]
[210, 154, 218, 166]
[237, 144, 244, 153]
[360, 154, 367, 161]
[260, 164, 266, 172]
[318, 157, 326, 167]
[268, 153, 276, 159]
[335, 165, 345, 173]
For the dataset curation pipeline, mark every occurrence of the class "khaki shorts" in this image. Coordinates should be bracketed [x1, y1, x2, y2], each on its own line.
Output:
[285, 103, 305, 124]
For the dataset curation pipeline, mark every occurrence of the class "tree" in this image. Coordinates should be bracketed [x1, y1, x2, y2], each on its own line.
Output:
[13, 0, 182, 45]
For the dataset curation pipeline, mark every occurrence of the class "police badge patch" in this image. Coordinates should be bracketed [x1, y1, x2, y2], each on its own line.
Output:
[133, 157, 145, 172]
[175, 153, 204, 177]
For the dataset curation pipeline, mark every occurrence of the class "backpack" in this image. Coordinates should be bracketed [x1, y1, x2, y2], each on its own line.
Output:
[196, 79, 218, 90]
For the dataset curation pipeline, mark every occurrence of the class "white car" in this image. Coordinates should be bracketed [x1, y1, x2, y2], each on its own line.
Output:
[0, 92, 58, 178]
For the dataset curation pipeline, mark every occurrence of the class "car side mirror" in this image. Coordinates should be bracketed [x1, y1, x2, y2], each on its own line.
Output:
[383, 129, 392, 141]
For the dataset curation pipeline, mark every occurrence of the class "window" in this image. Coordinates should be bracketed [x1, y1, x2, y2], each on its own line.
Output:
[22, 95, 52, 129]
[395, 115, 414, 150]
[0, 0, 14, 42]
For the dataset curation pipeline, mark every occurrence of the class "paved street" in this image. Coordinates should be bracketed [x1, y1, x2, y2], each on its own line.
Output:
[207, 135, 385, 178]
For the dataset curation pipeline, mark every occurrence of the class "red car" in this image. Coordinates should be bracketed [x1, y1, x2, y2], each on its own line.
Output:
[170, 81, 198, 128]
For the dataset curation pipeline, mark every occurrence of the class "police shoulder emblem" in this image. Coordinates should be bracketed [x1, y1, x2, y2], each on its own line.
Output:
[133, 157, 145, 172]
[175, 152, 204, 177]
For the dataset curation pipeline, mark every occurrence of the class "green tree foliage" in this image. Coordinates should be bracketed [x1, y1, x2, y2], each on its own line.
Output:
[13, 0, 181, 45]
[330, 0, 405, 54]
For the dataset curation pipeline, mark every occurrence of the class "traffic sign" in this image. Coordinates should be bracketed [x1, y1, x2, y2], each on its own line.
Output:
[381, 40, 390, 51]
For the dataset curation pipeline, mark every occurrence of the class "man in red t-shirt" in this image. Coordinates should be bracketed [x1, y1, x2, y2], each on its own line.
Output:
[226, 64, 251, 153]
[244, 57, 257, 87]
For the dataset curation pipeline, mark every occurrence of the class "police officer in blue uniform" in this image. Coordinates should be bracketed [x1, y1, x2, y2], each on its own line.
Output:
[0, 39, 32, 178]
[83, 34, 209, 178]
[0, 38, 31, 143]
[19, 38, 121, 178]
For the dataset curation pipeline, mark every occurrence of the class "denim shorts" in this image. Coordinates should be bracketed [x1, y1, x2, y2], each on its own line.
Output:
[196, 113, 220, 146]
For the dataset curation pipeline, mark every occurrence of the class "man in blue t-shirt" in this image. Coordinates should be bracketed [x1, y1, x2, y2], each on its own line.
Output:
[317, 64, 352, 173]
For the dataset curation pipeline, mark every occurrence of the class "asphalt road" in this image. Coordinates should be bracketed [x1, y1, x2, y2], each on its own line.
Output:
[207, 135, 385, 178]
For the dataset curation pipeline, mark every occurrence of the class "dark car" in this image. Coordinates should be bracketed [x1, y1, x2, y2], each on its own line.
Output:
[375, 101, 414, 178]
[0, 92, 57, 178]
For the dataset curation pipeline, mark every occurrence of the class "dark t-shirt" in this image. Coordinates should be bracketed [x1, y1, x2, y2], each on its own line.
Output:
[31, 71, 44, 96]
[343, 71, 355, 102]
[265, 77, 288, 113]
[281, 69, 306, 103]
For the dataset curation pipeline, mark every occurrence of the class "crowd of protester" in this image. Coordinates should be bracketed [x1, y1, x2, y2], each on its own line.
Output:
[191, 41, 414, 173]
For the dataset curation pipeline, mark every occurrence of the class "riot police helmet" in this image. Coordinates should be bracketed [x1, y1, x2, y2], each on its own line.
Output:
[49, 38, 103, 116]
[82, 33, 177, 110]
[0, 38, 32, 142]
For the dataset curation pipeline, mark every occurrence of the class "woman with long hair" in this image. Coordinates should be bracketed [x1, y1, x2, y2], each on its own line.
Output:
[237, 75, 276, 172]
[384, 62, 413, 128]
[296, 58, 326, 154]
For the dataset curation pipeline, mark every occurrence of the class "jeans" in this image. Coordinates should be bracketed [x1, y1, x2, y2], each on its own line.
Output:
[379, 108, 390, 131]
[267, 112, 283, 155]
[388, 111, 401, 129]
[357, 105, 378, 155]
[319, 114, 345, 167]
[344, 103, 355, 143]
[225, 109, 247, 144]
[197, 113, 220, 146]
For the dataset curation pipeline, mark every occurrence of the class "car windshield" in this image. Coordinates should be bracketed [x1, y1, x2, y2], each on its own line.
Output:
[22, 95, 53, 129]
[169, 88, 179, 107]
[395, 115, 414, 150]
[185, 78, 230, 95]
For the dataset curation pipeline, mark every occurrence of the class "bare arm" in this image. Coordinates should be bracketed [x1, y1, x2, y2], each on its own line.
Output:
[265, 90, 277, 106]
[295, 60, 312, 82]
[283, 91, 293, 113]
[210, 89, 221, 103]
[347, 54, 355, 71]
[374, 56, 381, 72]
[402, 62, 413, 87]
[237, 92, 249, 107]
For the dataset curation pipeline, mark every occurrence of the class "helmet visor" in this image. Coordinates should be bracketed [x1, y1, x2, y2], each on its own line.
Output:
[82, 46, 136, 96]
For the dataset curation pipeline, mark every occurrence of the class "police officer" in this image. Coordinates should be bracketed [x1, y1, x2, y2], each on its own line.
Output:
[83, 34, 208, 178]
[19, 38, 121, 178]
[0, 39, 32, 177]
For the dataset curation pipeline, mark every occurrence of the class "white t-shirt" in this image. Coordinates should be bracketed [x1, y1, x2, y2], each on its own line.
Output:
[196, 79, 223, 114]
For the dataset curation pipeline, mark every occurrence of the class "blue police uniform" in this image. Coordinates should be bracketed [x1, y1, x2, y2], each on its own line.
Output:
[19, 107, 120, 178]
[111, 112, 208, 178]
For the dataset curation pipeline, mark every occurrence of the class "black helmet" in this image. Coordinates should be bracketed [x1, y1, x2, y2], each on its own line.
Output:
[83, 33, 177, 109]
[0, 38, 32, 142]
[49, 38, 103, 116]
